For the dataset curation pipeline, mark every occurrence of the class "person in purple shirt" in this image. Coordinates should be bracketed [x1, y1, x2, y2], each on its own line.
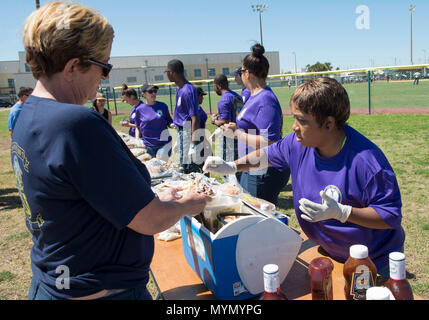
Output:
[120, 88, 143, 138]
[196, 87, 208, 129]
[135, 84, 174, 159]
[196, 87, 211, 164]
[232, 66, 251, 107]
[211, 74, 240, 162]
[165, 59, 201, 173]
[203, 77, 405, 277]
[215, 44, 290, 205]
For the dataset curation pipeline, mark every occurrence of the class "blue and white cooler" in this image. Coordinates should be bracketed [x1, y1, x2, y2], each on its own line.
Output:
[180, 202, 302, 300]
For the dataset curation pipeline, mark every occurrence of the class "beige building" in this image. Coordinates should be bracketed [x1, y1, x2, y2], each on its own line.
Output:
[0, 51, 280, 100]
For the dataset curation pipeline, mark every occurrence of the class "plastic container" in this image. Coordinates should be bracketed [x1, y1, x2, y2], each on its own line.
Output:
[343, 244, 377, 300]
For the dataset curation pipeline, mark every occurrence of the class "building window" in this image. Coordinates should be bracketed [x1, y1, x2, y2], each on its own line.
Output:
[208, 68, 216, 77]
[154, 75, 164, 82]
[222, 68, 230, 75]
[101, 79, 110, 85]
[24, 63, 31, 73]
[127, 77, 137, 83]
[194, 69, 202, 77]
[8, 79, 15, 88]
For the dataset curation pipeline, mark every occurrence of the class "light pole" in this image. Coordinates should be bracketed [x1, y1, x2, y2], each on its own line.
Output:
[423, 49, 427, 77]
[251, 4, 268, 46]
[292, 52, 297, 87]
[410, 4, 416, 65]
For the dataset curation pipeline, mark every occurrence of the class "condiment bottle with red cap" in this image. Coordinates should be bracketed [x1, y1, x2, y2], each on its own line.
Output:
[343, 244, 377, 300]
[260, 264, 288, 300]
[384, 252, 414, 300]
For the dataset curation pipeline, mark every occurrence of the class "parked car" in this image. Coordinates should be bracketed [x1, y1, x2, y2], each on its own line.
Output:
[0, 100, 12, 108]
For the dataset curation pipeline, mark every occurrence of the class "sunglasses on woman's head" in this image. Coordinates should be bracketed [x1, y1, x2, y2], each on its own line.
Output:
[147, 89, 157, 94]
[88, 59, 113, 77]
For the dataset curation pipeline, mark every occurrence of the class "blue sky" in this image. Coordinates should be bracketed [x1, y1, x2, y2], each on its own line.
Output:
[1, 0, 428, 72]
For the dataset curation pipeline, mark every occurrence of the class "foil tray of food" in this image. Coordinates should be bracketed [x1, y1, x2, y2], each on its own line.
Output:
[240, 193, 276, 217]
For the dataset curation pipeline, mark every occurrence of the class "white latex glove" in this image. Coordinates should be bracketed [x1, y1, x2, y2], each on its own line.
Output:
[299, 190, 352, 223]
[188, 143, 197, 162]
[202, 156, 237, 175]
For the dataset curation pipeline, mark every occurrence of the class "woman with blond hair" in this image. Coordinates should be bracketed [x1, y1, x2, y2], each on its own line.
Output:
[13, 1, 210, 300]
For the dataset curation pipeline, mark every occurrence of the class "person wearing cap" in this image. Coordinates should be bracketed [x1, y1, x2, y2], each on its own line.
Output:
[165, 59, 201, 173]
[196, 87, 212, 164]
[232, 66, 251, 106]
[211, 74, 241, 163]
[204, 77, 405, 278]
[135, 84, 173, 160]
[92, 92, 112, 125]
[196, 87, 208, 130]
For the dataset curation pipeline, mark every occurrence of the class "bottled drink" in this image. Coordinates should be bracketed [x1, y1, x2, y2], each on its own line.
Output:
[384, 252, 414, 300]
[366, 286, 394, 300]
[343, 244, 377, 300]
[308, 257, 334, 300]
[260, 264, 288, 300]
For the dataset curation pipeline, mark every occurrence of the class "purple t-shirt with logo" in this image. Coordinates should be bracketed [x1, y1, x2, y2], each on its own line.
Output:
[129, 101, 144, 138]
[218, 90, 240, 122]
[236, 87, 283, 157]
[135, 101, 173, 147]
[173, 82, 199, 128]
[265, 125, 405, 269]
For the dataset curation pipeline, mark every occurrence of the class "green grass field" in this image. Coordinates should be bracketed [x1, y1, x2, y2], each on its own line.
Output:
[107, 80, 429, 115]
[0, 108, 428, 299]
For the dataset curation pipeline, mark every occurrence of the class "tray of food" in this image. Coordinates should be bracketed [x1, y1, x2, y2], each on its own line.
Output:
[240, 193, 276, 215]
[143, 158, 176, 179]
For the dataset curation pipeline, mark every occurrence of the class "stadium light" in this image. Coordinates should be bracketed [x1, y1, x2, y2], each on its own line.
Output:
[409, 4, 416, 65]
[251, 4, 268, 46]
[292, 52, 298, 87]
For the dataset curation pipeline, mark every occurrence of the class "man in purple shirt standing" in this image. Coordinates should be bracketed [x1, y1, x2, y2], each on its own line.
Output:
[165, 59, 201, 173]
[211, 74, 240, 162]
[204, 78, 405, 278]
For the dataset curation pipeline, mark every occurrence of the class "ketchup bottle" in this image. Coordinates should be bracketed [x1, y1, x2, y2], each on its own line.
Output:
[343, 245, 377, 300]
[384, 252, 414, 300]
[308, 257, 334, 300]
[260, 264, 288, 300]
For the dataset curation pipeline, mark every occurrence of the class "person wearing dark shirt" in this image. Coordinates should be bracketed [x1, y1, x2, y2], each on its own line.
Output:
[15, 2, 210, 300]
[92, 92, 112, 125]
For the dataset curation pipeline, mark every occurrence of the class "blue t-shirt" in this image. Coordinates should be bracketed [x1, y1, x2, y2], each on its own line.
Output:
[135, 101, 173, 147]
[173, 82, 199, 128]
[265, 125, 405, 269]
[218, 90, 240, 122]
[8, 102, 23, 131]
[11, 95, 156, 299]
